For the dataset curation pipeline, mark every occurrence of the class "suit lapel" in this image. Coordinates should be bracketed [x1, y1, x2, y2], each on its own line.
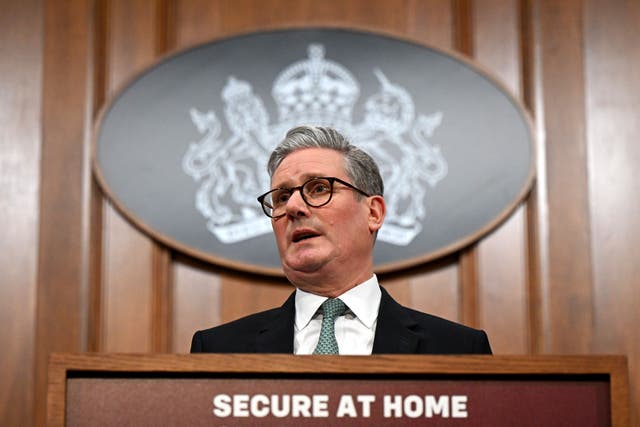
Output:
[372, 287, 422, 354]
[255, 292, 296, 353]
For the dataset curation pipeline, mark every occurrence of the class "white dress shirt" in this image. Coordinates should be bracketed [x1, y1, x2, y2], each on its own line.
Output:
[293, 275, 382, 355]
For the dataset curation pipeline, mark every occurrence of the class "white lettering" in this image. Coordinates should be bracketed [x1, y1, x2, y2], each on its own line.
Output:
[357, 395, 376, 417]
[383, 395, 403, 418]
[404, 395, 423, 418]
[212, 394, 232, 417]
[212, 393, 467, 419]
[382, 395, 468, 418]
[312, 395, 329, 417]
[336, 395, 358, 417]
[232, 394, 250, 417]
[291, 394, 311, 417]
[271, 394, 290, 418]
[452, 395, 468, 418]
[425, 395, 449, 417]
[250, 394, 269, 417]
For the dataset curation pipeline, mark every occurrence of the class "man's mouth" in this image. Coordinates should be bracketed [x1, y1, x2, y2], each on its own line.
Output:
[291, 230, 320, 243]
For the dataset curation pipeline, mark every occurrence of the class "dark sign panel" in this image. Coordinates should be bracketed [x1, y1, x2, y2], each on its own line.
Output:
[67, 377, 609, 426]
[95, 28, 534, 274]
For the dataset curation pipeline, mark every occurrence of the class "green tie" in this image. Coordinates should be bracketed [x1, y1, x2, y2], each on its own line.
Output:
[313, 298, 347, 354]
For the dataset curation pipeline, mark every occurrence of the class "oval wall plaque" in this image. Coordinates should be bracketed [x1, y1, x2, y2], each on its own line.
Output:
[94, 28, 534, 275]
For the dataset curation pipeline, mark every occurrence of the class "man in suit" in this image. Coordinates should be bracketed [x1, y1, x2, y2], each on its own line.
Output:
[191, 125, 491, 355]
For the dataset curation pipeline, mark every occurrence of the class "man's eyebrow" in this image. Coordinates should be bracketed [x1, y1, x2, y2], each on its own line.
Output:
[271, 174, 323, 189]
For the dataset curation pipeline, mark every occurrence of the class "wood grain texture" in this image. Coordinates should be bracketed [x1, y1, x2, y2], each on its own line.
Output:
[46, 352, 630, 376]
[520, 0, 549, 357]
[407, 262, 460, 322]
[404, 0, 454, 48]
[35, 0, 93, 425]
[100, 0, 163, 353]
[220, 274, 293, 322]
[172, 258, 223, 353]
[152, 246, 173, 352]
[102, 205, 154, 352]
[471, 0, 530, 354]
[536, 0, 595, 354]
[1, 1, 639, 425]
[584, 0, 640, 425]
[0, 1, 42, 425]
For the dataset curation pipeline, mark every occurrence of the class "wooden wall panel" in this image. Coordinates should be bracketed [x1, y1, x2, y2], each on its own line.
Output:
[172, 258, 222, 353]
[404, 0, 454, 48]
[100, 0, 165, 352]
[35, 1, 93, 425]
[169, 1, 226, 349]
[221, 275, 293, 322]
[407, 263, 460, 322]
[0, 1, 42, 424]
[2, 1, 639, 425]
[400, 0, 462, 330]
[536, 0, 594, 354]
[472, 0, 530, 354]
[584, 1, 640, 425]
[523, 0, 549, 357]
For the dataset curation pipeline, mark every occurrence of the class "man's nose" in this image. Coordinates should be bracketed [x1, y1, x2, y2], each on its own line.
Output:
[285, 188, 310, 217]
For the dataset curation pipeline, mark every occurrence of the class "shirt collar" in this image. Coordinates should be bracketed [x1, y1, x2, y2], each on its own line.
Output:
[294, 275, 381, 330]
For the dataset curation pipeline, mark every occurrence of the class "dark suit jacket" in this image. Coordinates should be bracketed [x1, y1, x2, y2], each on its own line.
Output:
[191, 287, 492, 354]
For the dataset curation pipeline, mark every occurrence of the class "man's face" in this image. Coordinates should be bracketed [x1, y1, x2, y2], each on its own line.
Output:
[269, 148, 385, 294]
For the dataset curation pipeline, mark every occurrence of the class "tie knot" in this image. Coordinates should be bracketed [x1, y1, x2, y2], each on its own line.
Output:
[321, 298, 347, 320]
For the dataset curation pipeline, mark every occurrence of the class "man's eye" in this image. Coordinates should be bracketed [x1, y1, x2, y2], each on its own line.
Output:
[307, 181, 330, 194]
[273, 191, 290, 205]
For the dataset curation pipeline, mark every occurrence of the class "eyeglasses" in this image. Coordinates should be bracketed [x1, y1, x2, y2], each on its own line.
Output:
[257, 176, 371, 219]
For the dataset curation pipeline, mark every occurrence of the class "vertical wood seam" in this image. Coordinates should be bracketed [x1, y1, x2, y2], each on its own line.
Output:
[459, 246, 479, 327]
[152, 246, 173, 352]
[453, 0, 474, 57]
[453, 0, 478, 328]
[86, 0, 110, 353]
[518, 0, 542, 355]
[150, 0, 177, 353]
[155, 0, 177, 55]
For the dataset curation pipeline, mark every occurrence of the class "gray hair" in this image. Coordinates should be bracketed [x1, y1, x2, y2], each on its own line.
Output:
[267, 125, 384, 196]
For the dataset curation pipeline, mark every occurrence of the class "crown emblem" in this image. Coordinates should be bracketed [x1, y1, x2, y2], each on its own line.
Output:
[182, 43, 448, 245]
[272, 44, 359, 129]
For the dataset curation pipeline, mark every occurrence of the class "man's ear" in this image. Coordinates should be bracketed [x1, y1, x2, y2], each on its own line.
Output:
[367, 195, 386, 233]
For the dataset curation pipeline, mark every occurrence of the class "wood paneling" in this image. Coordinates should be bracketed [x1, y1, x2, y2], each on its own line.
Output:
[472, 0, 530, 354]
[584, 1, 640, 425]
[536, 0, 595, 354]
[35, 1, 93, 425]
[407, 262, 460, 322]
[221, 274, 293, 322]
[0, 1, 42, 425]
[100, 0, 166, 353]
[172, 258, 222, 353]
[522, 0, 549, 357]
[1, 0, 639, 425]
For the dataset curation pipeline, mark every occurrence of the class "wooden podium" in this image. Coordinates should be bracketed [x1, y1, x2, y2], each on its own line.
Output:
[48, 353, 629, 426]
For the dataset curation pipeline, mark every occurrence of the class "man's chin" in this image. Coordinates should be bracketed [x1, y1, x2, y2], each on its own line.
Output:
[281, 256, 327, 279]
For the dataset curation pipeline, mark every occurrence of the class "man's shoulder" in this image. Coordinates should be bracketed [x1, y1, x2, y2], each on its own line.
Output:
[378, 288, 492, 354]
[190, 299, 293, 353]
[405, 306, 484, 336]
[190, 289, 298, 353]
[196, 306, 283, 337]
[405, 307, 492, 354]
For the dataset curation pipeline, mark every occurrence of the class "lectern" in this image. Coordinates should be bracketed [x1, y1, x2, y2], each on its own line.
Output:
[48, 353, 628, 426]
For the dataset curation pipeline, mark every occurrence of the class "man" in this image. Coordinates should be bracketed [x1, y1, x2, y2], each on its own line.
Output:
[191, 125, 491, 355]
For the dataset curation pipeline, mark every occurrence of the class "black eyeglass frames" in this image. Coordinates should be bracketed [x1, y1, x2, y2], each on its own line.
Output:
[257, 176, 371, 219]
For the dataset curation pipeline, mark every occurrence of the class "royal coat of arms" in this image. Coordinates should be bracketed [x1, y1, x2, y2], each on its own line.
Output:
[182, 44, 448, 246]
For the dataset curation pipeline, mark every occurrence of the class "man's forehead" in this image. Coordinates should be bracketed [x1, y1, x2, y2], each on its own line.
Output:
[271, 148, 346, 185]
